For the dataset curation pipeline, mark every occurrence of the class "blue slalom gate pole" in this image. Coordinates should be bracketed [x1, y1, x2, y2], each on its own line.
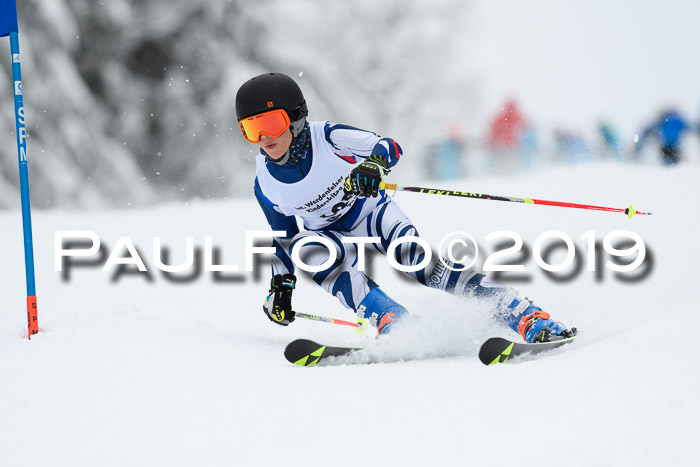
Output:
[2, 0, 39, 338]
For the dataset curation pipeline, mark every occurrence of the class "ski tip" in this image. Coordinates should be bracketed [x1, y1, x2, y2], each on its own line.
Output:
[477, 337, 513, 366]
[284, 339, 363, 366]
[284, 339, 324, 366]
[478, 334, 578, 366]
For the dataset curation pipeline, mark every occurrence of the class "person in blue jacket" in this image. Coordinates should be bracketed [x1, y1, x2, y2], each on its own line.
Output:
[636, 109, 691, 165]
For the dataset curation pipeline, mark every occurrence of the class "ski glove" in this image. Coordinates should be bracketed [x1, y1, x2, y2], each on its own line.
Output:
[346, 155, 390, 198]
[263, 274, 296, 326]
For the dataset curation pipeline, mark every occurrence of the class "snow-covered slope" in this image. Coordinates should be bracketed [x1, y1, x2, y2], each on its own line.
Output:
[1, 162, 698, 466]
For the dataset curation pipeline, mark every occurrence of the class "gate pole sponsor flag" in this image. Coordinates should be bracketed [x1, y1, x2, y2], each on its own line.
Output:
[2, 0, 39, 338]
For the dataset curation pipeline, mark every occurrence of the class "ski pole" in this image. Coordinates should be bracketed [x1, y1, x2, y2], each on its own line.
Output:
[295, 312, 368, 334]
[380, 182, 651, 219]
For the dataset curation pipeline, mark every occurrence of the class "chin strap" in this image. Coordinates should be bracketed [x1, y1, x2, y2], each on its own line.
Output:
[265, 120, 309, 166]
[267, 150, 291, 165]
[290, 118, 306, 138]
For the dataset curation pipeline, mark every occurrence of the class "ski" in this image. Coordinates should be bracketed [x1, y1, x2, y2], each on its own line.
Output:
[284, 339, 362, 366]
[478, 335, 577, 365]
[285, 334, 577, 367]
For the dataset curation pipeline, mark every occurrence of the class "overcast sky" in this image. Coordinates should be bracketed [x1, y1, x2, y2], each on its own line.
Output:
[471, 0, 700, 138]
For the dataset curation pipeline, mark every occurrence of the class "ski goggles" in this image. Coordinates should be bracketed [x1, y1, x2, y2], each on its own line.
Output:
[238, 108, 291, 143]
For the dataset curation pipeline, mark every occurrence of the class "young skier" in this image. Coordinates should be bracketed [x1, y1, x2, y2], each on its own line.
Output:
[235, 72, 575, 342]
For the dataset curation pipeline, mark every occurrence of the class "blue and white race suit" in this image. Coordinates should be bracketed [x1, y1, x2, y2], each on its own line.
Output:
[254, 121, 533, 328]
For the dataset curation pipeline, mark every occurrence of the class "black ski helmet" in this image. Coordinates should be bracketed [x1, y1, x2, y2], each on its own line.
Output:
[235, 73, 308, 129]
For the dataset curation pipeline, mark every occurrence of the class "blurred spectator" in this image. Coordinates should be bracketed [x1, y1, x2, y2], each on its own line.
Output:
[554, 128, 593, 164]
[426, 122, 466, 180]
[635, 109, 691, 165]
[598, 121, 622, 161]
[520, 125, 539, 170]
[487, 99, 527, 173]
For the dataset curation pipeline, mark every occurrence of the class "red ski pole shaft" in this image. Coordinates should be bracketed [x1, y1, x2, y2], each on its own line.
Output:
[381, 182, 652, 219]
[295, 312, 367, 330]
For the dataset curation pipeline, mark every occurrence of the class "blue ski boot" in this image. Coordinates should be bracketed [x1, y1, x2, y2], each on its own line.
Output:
[462, 273, 574, 343]
[515, 304, 576, 343]
[356, 287, 409, 336]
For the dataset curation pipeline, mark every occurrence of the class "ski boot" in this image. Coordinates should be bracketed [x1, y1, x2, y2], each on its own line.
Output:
[517, 305, 577, 343]
[356, 287, 409, 336]
[461, 273, 576, 343]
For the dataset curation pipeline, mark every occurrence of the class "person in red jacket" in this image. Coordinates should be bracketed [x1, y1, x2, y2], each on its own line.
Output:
[487, 99, 527, 172]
